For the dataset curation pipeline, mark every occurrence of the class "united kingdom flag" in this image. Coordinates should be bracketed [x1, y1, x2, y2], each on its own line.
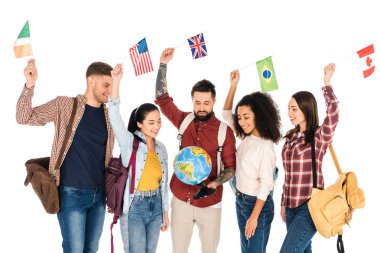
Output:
[188, 33, 208, 59]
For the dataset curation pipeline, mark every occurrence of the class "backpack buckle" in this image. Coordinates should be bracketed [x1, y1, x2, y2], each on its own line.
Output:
[218, 146, 223, 152]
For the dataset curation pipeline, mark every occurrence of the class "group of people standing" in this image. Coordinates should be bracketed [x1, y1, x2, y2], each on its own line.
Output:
[17, 47, 338, 253]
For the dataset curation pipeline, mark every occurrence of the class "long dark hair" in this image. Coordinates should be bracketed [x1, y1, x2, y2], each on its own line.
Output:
[285, 91, 319, 144]
[128, 103, 159, 133]
[233, 92, 282, 143]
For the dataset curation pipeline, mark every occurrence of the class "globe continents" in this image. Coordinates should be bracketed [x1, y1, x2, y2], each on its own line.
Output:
[173, 146, 212, 185]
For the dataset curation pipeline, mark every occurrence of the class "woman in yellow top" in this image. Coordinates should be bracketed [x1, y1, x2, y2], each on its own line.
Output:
[108, 64, 169, 253]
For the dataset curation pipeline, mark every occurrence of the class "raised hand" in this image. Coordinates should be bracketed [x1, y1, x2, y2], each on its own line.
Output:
[230, 69, 240, 86]
[24, 59, 38, 88]
[110, 63, 123, 100]
[111, 63, 123, 84]
[323, 63, 335, 86]
[223, 70, 240, 111]
[160, 48, 175, 64]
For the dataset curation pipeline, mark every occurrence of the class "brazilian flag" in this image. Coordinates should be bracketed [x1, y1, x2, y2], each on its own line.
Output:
[256, 56, 279, 92]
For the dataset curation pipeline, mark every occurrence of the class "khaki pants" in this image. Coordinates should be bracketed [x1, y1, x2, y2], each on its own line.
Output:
[171, 196, 221, 253]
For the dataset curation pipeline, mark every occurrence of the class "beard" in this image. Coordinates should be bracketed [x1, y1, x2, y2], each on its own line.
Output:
[194, 110, 213, 121]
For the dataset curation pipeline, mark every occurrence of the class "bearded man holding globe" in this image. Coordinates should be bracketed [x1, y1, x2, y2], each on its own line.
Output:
[155, 48, 236, 253]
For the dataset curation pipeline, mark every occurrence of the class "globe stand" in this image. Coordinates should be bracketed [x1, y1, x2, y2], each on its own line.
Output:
[193, 181, 216, 200]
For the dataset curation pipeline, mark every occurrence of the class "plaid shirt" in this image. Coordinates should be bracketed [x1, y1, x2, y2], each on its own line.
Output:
[281, 86, 339, 208]
[16, 86, 115, 186]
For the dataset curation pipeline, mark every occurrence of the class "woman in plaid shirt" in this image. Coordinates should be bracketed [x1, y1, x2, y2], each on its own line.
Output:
[279, 63, 339, 253]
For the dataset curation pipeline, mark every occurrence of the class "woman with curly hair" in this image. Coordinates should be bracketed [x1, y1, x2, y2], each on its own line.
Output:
[222, 70, 281, 253]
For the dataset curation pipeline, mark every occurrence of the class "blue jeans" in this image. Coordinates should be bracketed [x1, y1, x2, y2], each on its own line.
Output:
[57, 186, 106, 253]
[128, 190, 163, 253]
[235, 191, 274, 253]
[279, 202, 317, 253]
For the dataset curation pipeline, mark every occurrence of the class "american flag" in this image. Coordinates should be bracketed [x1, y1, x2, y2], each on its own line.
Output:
[129, 38, 154, 76]
[188, 33, 208, 59]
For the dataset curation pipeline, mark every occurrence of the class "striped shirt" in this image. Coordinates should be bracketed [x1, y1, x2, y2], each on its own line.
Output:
[16, 86, 114, 186]
[281, 86, 339, 208]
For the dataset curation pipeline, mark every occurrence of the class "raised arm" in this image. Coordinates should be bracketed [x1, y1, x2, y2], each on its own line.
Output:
[108, 64, 133, 149]
[110, 63, 123, 100]
[223, 70, 240, 110]
[155, 48, 174, 99]
[222, 70, 240, 133]
[318, 63, 339, 144]
[323, 63, 335, 87]
[16, 59, 57, 125]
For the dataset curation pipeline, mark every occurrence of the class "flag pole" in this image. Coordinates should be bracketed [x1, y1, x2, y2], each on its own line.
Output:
[239, 62, 256, 71]
[174, 41, 187, 49]
[121, 53, 129, 64]
[239, 54, 275, 71]
[335, 52, 355, 64]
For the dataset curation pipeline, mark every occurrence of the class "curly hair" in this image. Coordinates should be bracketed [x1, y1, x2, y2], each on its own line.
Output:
[233, 92, 282, 143]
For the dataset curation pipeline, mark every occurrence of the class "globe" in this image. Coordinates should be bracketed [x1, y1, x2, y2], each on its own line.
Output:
[173, 146, 212, 185]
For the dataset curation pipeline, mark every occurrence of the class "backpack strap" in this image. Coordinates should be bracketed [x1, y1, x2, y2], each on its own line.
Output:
[178, 113, 228, 176]
[216, 121, 228, 175]
[337, 234, 344, 253]
[54, 97, 78, 170]
[311, 138, 317, 188]
[128, 135, 140, 194]
[110, 135, 139, 253]
[110, 214, 119, 253]
[178, 113, 195, 150]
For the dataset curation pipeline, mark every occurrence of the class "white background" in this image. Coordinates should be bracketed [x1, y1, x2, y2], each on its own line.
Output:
[0, 0, 378, 252]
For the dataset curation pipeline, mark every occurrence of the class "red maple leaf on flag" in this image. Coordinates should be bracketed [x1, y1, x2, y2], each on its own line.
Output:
[366, 56, 372, 67]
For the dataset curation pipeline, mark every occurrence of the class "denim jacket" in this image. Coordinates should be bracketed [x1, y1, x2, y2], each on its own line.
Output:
[108, 98, 169, 220]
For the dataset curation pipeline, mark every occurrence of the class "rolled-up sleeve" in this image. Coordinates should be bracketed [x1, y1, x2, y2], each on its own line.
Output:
[221, 126, 236, 170]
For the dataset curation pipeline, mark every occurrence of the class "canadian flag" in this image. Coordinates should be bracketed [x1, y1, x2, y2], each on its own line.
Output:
[357, 44, 375, 78]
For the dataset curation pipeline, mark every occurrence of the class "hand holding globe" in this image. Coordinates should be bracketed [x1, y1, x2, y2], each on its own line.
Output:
[173, 146, 216, 199]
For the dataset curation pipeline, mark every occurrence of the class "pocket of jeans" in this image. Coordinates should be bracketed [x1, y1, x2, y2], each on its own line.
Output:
[130, 196, 142, 207]
[268, 196, 275, 214]
[59, 186, 83, 201]
[242, 194, 256, 206]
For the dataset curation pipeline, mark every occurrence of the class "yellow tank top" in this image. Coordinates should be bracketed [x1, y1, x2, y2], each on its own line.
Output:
[137, 151, 162, 191]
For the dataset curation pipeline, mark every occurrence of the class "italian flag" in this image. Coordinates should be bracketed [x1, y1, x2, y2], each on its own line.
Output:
[14, 20, 32, 58]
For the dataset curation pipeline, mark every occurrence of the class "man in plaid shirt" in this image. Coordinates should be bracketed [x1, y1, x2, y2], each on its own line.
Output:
[17, 59, 115, 253]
